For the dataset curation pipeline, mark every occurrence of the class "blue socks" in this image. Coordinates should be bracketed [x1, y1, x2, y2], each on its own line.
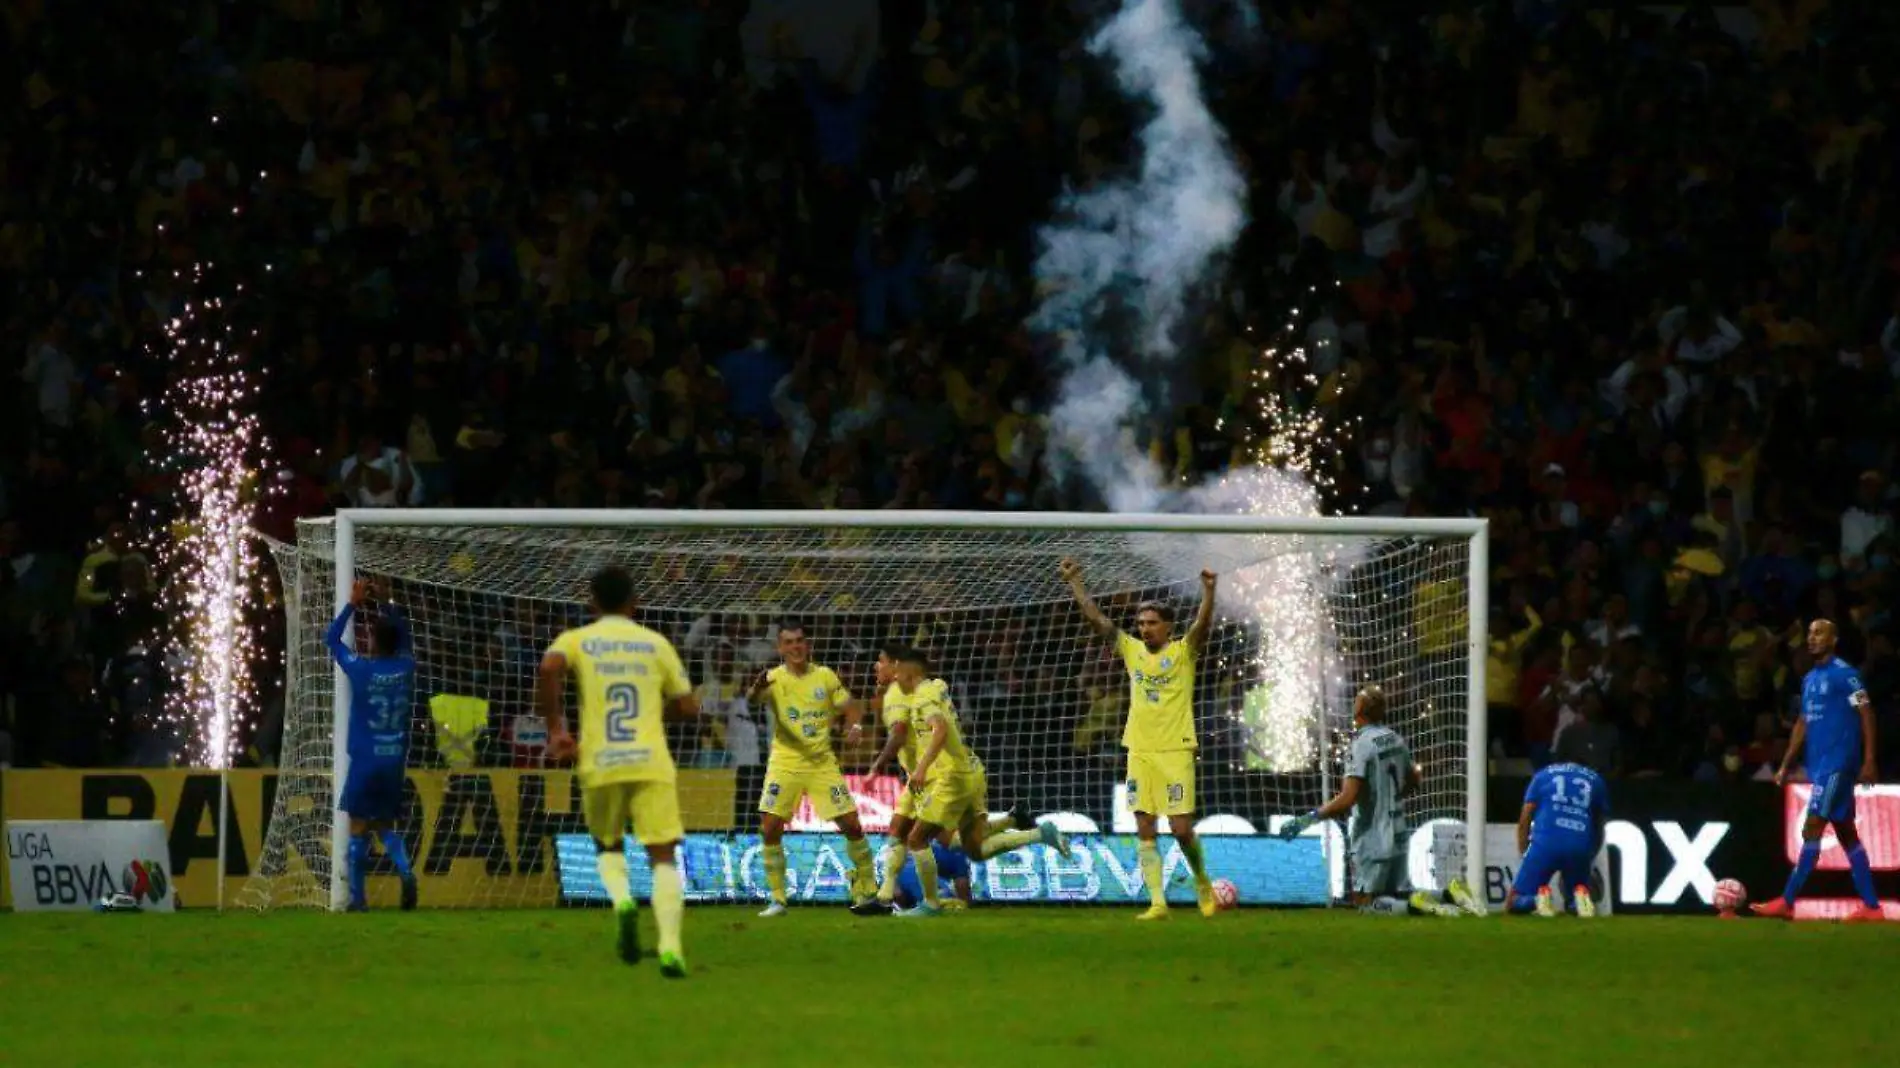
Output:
[1782, 840, 1820, 906]
[379, 829, 415, 881]
[1846, 843, 1880, 909]
[348, 833, 372, 906]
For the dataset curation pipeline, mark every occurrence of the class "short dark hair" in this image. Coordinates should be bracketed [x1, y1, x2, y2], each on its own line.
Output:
[590, 566, 636, 614]
[896, 646, 931, 670]
[372, 619, 401, 656]
[1135, 600, 1176, 624]
[1359, 684, 1387, 722]
[879, 640, 909, 661]
[778, 621, 808, 640]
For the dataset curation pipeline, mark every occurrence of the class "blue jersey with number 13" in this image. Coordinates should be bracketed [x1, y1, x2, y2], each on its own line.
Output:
[326, 603, 415, 770]
[1525, 762, 1609, 853]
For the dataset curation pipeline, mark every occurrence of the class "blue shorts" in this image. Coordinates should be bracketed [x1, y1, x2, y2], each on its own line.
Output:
[340, 765, 407, 822]
[894, 846, 970, 907]
[1807, 769, 1857, 825]
[1511, 841, 1594, 903]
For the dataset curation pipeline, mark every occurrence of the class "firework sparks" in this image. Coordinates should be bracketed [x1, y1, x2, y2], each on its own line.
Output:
[143, 264, 271, 769]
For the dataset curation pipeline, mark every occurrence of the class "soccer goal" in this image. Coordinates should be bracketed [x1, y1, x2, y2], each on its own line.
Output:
[241, 509, 1487, 911]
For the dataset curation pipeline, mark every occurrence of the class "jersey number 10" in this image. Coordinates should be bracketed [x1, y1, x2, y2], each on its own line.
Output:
[606, 684, 641, 743]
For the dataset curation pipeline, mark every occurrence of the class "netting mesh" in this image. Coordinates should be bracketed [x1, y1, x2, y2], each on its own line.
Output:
[241, 514, 1477, 910]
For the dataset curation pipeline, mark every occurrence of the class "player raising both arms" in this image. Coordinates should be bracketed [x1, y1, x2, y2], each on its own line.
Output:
[539, 566, 698, 976]
[746, 622, 880, 917]
[889, 646, 1070, 917]
[1757, 619, 1884, 921]
[1509, 758, 1609, 917]
[867, 642, 1031, 909]
[1062, 559, 1218, 919]
[326, 579, 419, 912]
[1280, 686, 1477, 917]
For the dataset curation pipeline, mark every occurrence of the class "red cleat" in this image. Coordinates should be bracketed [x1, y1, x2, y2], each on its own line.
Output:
[1843, 904, 1886, 924]
[1751, 898, 1794, 920]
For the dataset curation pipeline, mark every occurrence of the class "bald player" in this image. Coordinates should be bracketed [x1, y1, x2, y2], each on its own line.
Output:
[1756, 619, 1883, 921]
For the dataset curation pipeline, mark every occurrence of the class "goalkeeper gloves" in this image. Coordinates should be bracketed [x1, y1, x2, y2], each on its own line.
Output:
[1278, 811, 1320, 840]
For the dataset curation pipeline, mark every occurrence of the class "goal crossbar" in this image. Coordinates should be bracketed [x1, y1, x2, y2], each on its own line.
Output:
[315, 508, 1487, 910]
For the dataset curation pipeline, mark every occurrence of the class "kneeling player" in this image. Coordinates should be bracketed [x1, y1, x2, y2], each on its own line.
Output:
[888, 647, 1069, 916]
[1508, 759, 1608, 917]
[1280, 686, 1478, 916]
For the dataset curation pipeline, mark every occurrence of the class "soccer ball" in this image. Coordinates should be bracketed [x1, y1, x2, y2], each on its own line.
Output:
[1212, 878, 1239, 910]
[1713, 878, 1747, 913]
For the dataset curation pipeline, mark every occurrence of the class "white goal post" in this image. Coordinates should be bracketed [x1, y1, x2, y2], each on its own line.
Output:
[246, 508, 1487, 912]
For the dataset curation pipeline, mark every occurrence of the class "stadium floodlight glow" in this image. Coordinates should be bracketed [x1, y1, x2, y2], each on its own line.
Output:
[242, 509, 1486, 911]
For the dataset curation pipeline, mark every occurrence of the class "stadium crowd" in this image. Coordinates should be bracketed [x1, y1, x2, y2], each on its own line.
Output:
[2, 1, 1897, 787]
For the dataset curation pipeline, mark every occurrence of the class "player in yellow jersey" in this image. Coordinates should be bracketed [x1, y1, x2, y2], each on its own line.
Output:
[867, 642, 1032, 910]
[888, 646, 1071, 917]
[1062, 558, 1219, 919]
[744, 621, 881, 916]
[539, 566, 697, 976]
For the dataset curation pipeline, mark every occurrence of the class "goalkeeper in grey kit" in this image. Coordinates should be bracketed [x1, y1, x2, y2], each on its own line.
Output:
[1278, 686, 1482, 917]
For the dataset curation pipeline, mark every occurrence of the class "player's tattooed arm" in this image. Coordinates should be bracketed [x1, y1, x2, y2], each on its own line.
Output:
[867, 718, 908, 778]
[538, 651, 575, 761]
[1059, 558, 1116, 638]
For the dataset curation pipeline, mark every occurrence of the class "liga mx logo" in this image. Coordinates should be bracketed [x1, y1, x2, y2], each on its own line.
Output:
[122, 859, 170, 905]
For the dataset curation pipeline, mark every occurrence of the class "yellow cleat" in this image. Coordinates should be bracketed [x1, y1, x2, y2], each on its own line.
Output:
[1137, 904, 1171, 921]
[1197, 881, 1218, 918]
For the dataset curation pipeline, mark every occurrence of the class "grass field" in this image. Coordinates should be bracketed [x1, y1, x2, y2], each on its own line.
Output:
[1, 906, 1893, 1066]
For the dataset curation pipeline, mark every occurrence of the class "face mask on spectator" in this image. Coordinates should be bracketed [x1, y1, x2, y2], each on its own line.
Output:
[1647, 500, 1667, 517]
[1817, 561, 1839, 580]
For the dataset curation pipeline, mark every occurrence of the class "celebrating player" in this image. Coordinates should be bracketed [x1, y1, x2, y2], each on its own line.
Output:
[324, 579, 418, 912]
[868, 642, 1031, 909]
[1509, 759, 1609, 917]
[1279, 686, 1476, 917]
[890, 646, 1070, 916]
[539, 566, 698, 976]
[1756, 619, 1884, 922]
[746, 622, 880, 916]
[1062, 558, 1218, 919]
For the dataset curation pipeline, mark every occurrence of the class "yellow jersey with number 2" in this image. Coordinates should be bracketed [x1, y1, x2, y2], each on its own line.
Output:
[549, 616, 692, 787]
[764, 664, 851, 772]
[1117, 633, 1196, 752]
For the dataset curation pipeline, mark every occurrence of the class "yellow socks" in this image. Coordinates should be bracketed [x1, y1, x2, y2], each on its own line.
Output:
[975, 827, 1040, 860]
[1137, 840, 1165, 907]
[985, 813, 1014, 834]
[597, 850, 633, 909]
[880, 843, 909, 902]
[846, 836, 877, 900]
[650, 861, 684, 956]
[1181, 836, 1211, 886]
[912, 842, 940, 906]
[763, 844, 789, 904]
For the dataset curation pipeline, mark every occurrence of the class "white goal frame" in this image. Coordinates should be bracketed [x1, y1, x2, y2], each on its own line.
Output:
[326, 508, 1488, 910]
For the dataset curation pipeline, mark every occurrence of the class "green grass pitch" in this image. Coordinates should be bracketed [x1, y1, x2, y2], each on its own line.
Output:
[1, 907, 1891, 1066]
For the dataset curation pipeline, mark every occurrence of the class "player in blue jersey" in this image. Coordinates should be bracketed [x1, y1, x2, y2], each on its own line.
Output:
[892, 829, 975, 910]
[1757, 619, 1883, 922]
[1508, 760, 1609, 917]
[325, 579, 418, 912]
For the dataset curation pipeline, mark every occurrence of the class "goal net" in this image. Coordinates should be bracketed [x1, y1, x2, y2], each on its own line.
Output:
[241, 510, 1485, 911]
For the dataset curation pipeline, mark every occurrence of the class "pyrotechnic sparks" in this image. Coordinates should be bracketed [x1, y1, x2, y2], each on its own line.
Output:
[142, 263, 271, 770]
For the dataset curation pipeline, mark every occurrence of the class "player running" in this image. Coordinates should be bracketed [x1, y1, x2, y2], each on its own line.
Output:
[867, 642, 1030, 909]
[325, 579, 418, 912]
[1279, 686, 1479, 917]
[1509, 760, 1609, 917]
[889, 646, 1070, 917]
[1756, 618, 1884, 922]
[539, 566, 698, 976]
[1062, 558, 1218, 919]
[746, 622, 880, 916]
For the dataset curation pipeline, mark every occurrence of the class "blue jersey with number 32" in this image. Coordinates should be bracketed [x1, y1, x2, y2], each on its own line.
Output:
[1525, 762, 1608, 853]
[326, 604, 416, 770]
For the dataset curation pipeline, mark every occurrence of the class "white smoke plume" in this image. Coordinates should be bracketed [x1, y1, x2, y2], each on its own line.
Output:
[1032, 0, 1335, 772]
[1031, 0, 1245, 505]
